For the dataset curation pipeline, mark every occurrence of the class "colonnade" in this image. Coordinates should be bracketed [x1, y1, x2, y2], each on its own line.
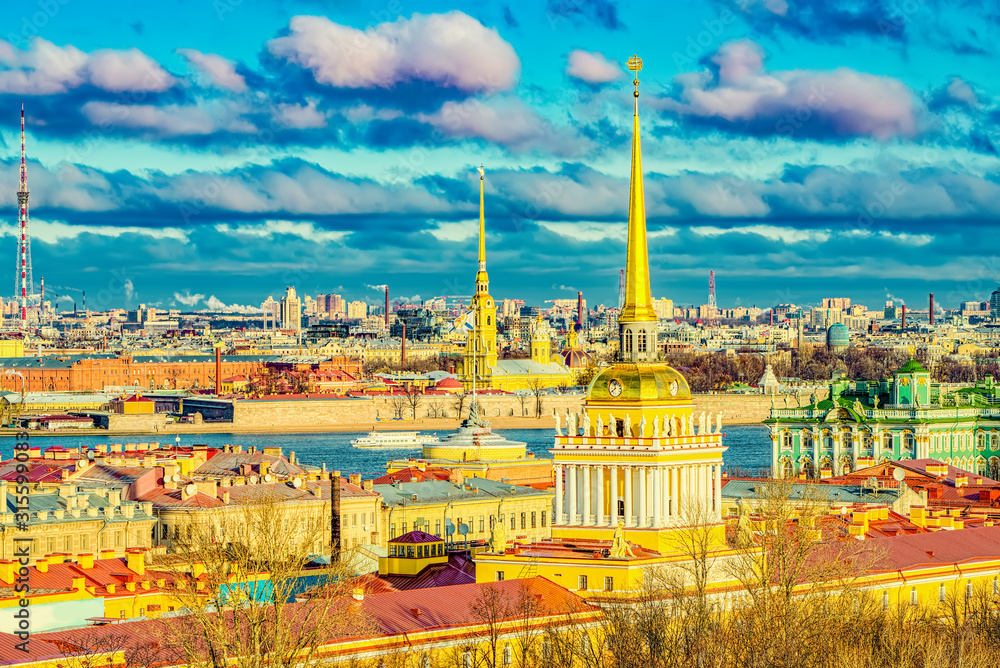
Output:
[553, 462, 723, 527]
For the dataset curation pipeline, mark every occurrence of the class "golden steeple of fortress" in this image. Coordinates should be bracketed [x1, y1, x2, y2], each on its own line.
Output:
[476, 164, 488, 294]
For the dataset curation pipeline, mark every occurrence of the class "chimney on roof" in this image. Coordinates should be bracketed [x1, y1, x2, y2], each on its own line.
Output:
[126, 548, 146, 576]
[410, 607, 420, 618]
[0, 561, 13, 585]
[35, 558, 47, 573]
[352, 587, 364, 602]
[78, 553, 94, 569]
[289, 451, 296, 465]
[363, 480, 374, 491]
[349, 473, 361, 487]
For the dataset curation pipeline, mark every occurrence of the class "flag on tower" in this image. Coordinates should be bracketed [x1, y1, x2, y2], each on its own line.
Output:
[450, 310, 474, 334]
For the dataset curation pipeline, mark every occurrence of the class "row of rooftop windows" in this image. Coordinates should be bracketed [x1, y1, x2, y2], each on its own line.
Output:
[388, 510, 547, 540]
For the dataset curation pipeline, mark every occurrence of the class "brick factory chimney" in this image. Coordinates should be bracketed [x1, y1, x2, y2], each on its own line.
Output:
[929, 293, 934, 325]
[384, 285, 389, 328]
[330, 472, 341, 562]
[902, 304, 906, 331]
[577, 291, 583, 326]
[401, 323, 406, 365]
[214, 345, 222, 395]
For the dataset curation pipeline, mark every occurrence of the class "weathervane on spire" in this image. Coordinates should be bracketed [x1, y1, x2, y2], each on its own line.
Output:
[627, 54, 642, 114]
[478, 163, 484, 180]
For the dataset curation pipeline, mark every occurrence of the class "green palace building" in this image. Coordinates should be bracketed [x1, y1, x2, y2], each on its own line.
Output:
[766, 360, 1000, 479]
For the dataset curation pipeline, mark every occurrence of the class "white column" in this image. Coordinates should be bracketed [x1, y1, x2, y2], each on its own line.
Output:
[659, 467, 668, 520]
[554, 464, 563, 524]
[595, 466, 604, 526]
[680, 464, 691, 519]
[624, 466, 633, 527]
[652, 466, 662, 527]
[704, 464, 711, 509]
[670, 466, 678, 518]
[714, 464, 722, 521]
[567, 464, 577, 525]
[610, 466, 619, 526]
[582, 465, 592, 526]
[638, 466, 647, 527]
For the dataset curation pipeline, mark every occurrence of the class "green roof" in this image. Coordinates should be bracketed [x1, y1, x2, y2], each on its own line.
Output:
[896, 359, 928, 374]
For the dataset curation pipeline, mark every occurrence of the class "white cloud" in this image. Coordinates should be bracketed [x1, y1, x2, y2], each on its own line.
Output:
[203, 296, 261, 312]
[173, 290, 204, 306]
[427, 221, 477, 242]
[0, 38, 173, 94]
[274, 100, 327, 129]
[419, 97, 585, 155]
[267, 12, 520, 92]
[81, 100, 256, 136]
[177, 49, 246, 92]
[658, 39, 921, 140]
[566, 50, 622, 84]
[0, 219, 189, 244]
[214, 220, 349, 243]
[539, 222, 625, 242]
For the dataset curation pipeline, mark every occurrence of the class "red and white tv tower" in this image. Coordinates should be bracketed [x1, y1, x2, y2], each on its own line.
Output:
[708, 270, 717, 324]
[15, 104, 33, 330]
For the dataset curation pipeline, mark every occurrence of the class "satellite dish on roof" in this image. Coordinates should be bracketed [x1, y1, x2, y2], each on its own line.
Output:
[171, 474, 180, 483]
[892, 467, 905, 482]
[184, 484, 197, 496]
[263, 474, 272, 483]
[458, 523, 469, 536]
[77, 459, 88, 469]
[445, 521, 455, 536]
[292, 477, 302, 488]
[249, 475, 259, 484]
[87, 450, 95, 460]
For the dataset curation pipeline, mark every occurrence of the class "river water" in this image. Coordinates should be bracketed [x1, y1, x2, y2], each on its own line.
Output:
[9, 424, 772, 478]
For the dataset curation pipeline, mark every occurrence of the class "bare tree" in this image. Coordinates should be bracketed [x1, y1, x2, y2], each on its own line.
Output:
[404, 387, 422, 420]
[166, 492, 373, 668]
[453, 391, 468, 421]
[390, 393, 407, 420]
[516, 393, 529, 417]
[527, 380, 545, 418]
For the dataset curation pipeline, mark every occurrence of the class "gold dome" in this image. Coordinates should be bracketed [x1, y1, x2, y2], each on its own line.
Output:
[586, 363, 692, 403]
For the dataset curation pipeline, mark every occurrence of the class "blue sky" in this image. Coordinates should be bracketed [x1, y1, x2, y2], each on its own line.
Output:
[0, 0, 998, 313]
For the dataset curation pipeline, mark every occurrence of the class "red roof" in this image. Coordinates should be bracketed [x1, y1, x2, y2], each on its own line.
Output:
[435, 377, 463, 389]
[389, 530, 441, 545]
[870, 525, 1000, 571]
[373, 467, 450, 484]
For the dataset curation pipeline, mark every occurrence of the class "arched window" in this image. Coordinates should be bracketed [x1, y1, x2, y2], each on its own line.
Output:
[782, 432, 793, 450]
[803, 431, 813, 451]
[624, 329, 633, 353]
[486, 315, 491, 326]
[990, 457, 1000, 481]
[992, 434, 999, 451]
[843, 433, 853, 452]
[902, 433, 915, 452]
[978, 433, 987, 451]
[638, 332, 647, 353]
[780, 459, 793, 478]
[882, 432, 893, 450]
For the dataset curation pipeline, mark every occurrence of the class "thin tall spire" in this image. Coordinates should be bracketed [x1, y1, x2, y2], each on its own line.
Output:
[619, 55, 657, 323]
[477, 164, 486, 272]
[17, 104, 32, 329]
[475, 164, 488, 294]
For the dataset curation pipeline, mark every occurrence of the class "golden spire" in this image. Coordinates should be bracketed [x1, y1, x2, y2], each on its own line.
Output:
[478, 164, 486, 271]
[619, 55, 657, 323]
[475, 164, 489, 294]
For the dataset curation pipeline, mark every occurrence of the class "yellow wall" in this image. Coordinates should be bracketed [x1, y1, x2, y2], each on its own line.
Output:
[383, 492, 554, 545]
